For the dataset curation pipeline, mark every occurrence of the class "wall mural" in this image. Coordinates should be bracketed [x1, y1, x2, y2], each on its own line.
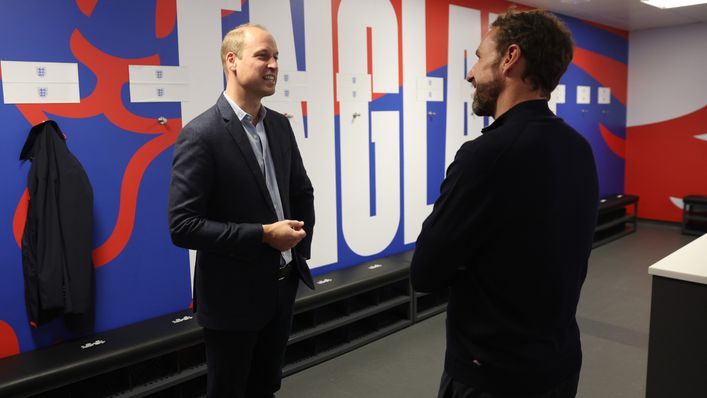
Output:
[626, 106, 707, 221]
[0, 0, 628, 357]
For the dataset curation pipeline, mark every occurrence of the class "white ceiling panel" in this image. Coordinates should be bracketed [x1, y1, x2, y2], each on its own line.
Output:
[510, 0, 707, 31]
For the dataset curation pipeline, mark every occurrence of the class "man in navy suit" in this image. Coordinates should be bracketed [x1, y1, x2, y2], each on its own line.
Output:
[168, 23, 314, 398]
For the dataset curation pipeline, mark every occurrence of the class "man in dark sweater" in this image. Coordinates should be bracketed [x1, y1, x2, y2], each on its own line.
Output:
[410, 10, 598, 398]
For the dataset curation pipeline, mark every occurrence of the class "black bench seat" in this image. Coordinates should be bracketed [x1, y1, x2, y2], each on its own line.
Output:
[0, 251, 416, 397]
[594, 194, 639, 247]
[682, 195, 707, 235]
[0, 309, 203, 397]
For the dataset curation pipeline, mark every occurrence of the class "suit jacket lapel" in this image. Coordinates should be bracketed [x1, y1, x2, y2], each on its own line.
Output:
[217, 96, 277, 217]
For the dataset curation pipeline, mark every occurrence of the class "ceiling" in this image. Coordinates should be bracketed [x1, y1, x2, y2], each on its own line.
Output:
[511, 0, 707, 31]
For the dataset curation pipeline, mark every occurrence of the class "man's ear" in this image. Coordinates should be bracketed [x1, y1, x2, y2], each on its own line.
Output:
[227, 52, 238, 72]
[501, 44, 521, 75]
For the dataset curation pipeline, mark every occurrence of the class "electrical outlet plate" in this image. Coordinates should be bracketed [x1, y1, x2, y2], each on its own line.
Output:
[598, 87, 611, 104]
[576, 85, 591, 105]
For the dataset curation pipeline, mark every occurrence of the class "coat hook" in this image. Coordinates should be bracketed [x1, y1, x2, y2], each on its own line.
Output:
[283, 113, 293, 119]
[158, 116, 167, 125]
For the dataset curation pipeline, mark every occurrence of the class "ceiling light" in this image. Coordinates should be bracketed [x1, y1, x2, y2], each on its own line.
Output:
[641, 0, 707, 9]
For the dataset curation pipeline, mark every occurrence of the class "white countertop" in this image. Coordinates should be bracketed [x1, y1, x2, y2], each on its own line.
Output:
[648, 233, 707, 285]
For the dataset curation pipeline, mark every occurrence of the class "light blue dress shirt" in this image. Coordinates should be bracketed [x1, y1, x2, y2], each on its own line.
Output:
[223, 92, 292, 266]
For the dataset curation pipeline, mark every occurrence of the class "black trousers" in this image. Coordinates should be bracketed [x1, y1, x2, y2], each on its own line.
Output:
[438, 370, 580, 398]
[203, 270, 299, 398]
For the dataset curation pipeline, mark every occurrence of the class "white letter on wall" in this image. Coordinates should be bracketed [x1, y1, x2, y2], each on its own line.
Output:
[445, 5, 482, 170]
[177, 0, 241, 124]
[252, 0, 338, 268]
[338, 0, 400, 256]
[176, 0, 242, 295]
[402, 0, 433, 243]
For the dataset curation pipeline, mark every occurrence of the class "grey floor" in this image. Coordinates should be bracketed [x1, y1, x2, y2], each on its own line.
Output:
[280, 222, 697, 398]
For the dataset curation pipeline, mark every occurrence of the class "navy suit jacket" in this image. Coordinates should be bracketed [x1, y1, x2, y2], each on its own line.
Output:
[168, 95, 314, 331]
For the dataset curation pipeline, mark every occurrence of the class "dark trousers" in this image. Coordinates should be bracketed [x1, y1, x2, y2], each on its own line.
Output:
[203, 271, 299, 398]
[438, 370, 580, 398]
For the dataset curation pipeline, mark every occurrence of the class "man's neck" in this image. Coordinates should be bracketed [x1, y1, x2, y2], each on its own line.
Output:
[494, 85, 546, 119]
[225, 86, 262, 123]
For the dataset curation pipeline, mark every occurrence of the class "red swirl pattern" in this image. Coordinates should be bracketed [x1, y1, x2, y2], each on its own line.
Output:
[12, 3, 180, 268]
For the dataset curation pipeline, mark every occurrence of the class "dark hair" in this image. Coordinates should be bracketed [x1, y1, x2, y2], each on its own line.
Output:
[491, 9, 574, 98]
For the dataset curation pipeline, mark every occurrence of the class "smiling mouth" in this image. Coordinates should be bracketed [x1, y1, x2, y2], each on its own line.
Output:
[264, 75, 276, 82]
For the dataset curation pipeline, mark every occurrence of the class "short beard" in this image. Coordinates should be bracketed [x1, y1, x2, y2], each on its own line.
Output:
[471, 71, 503, 117]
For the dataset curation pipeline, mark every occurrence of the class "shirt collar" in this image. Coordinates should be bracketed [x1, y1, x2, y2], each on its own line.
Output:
[481, 99, 550, 134]
[222, 92, 267, 124]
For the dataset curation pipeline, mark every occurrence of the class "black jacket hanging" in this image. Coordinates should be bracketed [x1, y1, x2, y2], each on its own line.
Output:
[20, 120, 94, 327]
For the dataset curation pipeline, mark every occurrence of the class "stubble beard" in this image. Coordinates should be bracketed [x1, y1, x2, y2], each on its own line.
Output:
[471, 72, 503, 117]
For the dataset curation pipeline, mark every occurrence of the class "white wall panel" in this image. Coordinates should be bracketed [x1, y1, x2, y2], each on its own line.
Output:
[628, 23, 707, 126]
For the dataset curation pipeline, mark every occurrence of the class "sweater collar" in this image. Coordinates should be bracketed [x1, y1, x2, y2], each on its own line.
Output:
[481, 99, 551, 134]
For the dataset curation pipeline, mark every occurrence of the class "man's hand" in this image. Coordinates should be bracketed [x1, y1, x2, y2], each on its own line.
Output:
[262, 220, 306, 252]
